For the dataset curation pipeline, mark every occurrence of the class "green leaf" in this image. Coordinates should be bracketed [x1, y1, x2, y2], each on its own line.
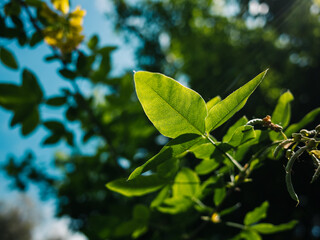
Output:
[236, 230, 262, 240]
[172, 168, 200, 197]
[25, 0, 42, 7]
[22, 69, 43, 100]
[156, 158, 179, 179]
[251, 220, 298, 234]
[206, 96, 221, 111]
[9, 106, 28, 127]
[87, 35, 99, 50]
[0, 47, 18, 69]
[4, 2, 21, 16]
[195, 159, 219, 175]
[134, 71, 207, 138]
[155, 168, 200, 214]
[64, 131, 74, 146]
[190, 142, 215, 160]
[226, 125, 256, 147]
[43, 120, 65, 132]
[59, 68, 77, 79]
[44, 55, 60, 62]
[133, 204, 150, 221]
[190, 142, 226, 174]
[0, 84, 33, 109]
[42, 133, 61, 145]
[157, 197, 193, 214]
[128, 134, 206, 180]
[271, 91, 294, 128]
[223, 116, 248, 142]
[29, 31, 43, 47]
[106, 175, 168, 197]
[220, 203, 241, 217]
[244, 201, 269, 226]
[285, 108, 320, 136]
[150, 185, 171, 208]
[114, 204, 149, 238]
[234, 130, 262, 160]
[21, 108, 40, 135]
[46, 96, 67, 106]
[269, 91, 294, 140]
[114, 220, 141, 238]
[214, 187, 226, 206]
[205, 70, 267, 133]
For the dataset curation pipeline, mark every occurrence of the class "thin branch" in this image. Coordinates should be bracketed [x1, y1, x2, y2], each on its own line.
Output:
[205, 134, 244, 171]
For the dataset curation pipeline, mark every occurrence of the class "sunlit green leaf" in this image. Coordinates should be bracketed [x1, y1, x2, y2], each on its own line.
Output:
[270, 91, 294, 140]
[214, 187, 226, 206]
[190, 142, 226, 175]
[190, 142, 215, 160]
[195, 159, 219, 175]
[251, 220, 298, 234]
[223, 116, 248, 142]
[244, 201, 269, 226]
[134, 71, 207, 138]
[172, 168, 200, 197]
[226, 125, 255, 147]
[150, 185, 170, 208]
[205, 70, 267, 133]
[271, 90, 294, 128]
[285, 108, 320, 136]
[235, 230, 262, 240]
[156, 158, 179, 179]
[234, 130, 262, 160]
[206, 96, 221, 111]
[152, 168, 199, 214]
[128, 134, 206, 180]
[106, 175, 168, 197]
[157, 197, 193, 214]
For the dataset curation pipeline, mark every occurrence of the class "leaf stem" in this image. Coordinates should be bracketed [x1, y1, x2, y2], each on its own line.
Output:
[225, 221, 246, 230]
[205, 134, 244, 171]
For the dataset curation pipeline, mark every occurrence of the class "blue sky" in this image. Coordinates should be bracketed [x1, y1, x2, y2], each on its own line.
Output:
[0, 0, 137, 239]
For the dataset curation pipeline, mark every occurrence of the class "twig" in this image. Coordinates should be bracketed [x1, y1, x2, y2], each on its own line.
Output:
[205, 134, 244, 171]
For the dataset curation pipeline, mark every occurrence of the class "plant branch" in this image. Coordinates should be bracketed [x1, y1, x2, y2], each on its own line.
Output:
[225, 221, 246, 230]
[205, 134, 244, 171]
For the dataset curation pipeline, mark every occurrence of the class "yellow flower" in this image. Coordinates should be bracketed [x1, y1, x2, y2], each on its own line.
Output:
[51, 0, 69, 14]
[41, 2, 86, 53]
[211, 212, 221, 223]
[69, 6, 86, 27]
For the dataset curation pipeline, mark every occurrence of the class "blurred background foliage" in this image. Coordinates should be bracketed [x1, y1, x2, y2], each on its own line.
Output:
[0, 0, 319, 239]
